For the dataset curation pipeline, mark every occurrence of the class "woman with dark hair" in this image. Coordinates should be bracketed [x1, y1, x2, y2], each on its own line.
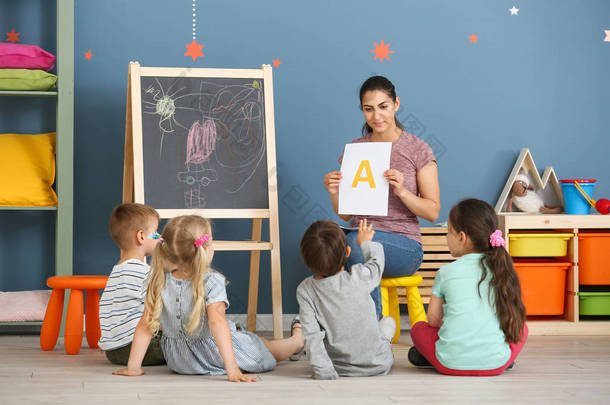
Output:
[323, 76, 440, 318]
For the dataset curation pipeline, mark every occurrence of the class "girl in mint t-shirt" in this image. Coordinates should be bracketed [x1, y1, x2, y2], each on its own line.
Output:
[409, 198, 528, 376]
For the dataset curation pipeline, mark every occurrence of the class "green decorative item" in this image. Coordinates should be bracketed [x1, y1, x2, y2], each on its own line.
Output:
[0, 69, 58, 91]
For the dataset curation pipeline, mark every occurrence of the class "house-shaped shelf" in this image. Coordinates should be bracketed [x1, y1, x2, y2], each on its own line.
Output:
[495, 148, 564, 214]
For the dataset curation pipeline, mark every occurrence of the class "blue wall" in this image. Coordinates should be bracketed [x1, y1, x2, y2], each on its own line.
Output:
[2, 0, 609, 313]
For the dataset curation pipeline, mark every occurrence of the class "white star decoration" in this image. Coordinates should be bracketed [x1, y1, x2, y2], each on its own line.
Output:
[605, 30, 610, 42]
[509, 6, 519, 15]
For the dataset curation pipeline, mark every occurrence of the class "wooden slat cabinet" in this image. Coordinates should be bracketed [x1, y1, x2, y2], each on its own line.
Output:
[397, 227, 455, 305]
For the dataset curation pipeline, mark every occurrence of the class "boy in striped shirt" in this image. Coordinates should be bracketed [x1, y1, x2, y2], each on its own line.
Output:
[98, 203, 165, 366]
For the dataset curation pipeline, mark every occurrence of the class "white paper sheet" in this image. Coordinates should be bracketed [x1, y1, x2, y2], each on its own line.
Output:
[338, 142, 391, 216]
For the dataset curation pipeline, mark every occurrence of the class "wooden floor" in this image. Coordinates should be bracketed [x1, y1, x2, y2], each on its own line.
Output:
[1, 333, 609, 405]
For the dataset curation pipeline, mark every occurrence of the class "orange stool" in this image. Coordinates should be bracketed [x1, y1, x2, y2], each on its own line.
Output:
[40, 275, 108, 354]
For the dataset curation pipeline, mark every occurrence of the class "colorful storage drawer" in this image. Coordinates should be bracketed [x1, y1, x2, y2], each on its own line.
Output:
[577, 232, 610, 285]
[579, 292, 610, 316]
[508, 233, 573, 257]
[513, 259, 571, 315]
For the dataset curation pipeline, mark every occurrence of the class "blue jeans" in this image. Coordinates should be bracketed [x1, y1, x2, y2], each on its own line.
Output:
[346, 230, 423, 319]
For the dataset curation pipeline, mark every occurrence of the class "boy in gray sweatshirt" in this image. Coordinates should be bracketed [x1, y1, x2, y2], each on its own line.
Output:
[296, 219, 395, 380]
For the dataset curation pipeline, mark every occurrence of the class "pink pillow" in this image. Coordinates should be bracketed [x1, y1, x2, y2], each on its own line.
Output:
[0, 290, 52, 322]
[0, 43, 55, 71]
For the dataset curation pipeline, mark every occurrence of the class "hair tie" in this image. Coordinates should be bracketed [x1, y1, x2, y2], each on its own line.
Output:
[148, 232, 164, 243]
[489, 229, 505, 248]
[194, 234, 211, 247]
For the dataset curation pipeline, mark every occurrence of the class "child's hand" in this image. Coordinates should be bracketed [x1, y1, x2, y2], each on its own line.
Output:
[356, 219, 375, 246]
[227, 367, 258, 383]
[113, 367, 145, 377]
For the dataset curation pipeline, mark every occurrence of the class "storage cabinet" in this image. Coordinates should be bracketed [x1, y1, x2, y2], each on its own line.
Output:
[0, 0, 74, 331]
[499, 213, 610, 335]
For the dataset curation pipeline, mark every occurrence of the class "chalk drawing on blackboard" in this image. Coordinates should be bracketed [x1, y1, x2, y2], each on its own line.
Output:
[142, 78, 190, 155]
[178, 119, 219, 208]
[198, 80, 266, 194]
[177, 119, 218, 186]
[141, 76, 268, 209]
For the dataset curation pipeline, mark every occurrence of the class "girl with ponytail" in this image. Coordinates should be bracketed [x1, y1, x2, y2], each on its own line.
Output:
[409, 199, 528, 376]
[114, 215, 303, 382]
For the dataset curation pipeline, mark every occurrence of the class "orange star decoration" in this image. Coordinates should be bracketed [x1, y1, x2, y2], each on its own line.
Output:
[185, 39, 204, 61]
[469, 34, 478, 43]
[272, 58, 281, 68]
[6, 28, 20, 43]
[371, 40, 394, 63]
[84, 50, 93, 60]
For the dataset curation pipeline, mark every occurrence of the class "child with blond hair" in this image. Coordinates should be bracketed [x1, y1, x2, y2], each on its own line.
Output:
[114, 215, 303, 382]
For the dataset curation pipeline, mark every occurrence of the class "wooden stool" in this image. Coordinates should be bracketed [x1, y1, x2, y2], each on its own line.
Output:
[40, 275, 108, 354]
[380, 275, 427, 343]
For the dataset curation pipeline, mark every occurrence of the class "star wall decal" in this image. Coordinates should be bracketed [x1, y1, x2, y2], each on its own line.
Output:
[5, 28, 20, 43]
[469, 34, 478, 43]
[272, 58, 281, 68]
[371, 40, 394, 63]
[84, 50, 93, 60]
[509, 6, 519, 15]
[185, 39, 204, 61]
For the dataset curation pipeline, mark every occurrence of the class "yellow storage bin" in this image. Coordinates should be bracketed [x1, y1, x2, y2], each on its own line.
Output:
[508, 232, 573, 257]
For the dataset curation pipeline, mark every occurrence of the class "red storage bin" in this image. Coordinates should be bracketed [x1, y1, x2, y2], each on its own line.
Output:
[578, 232, 610, 285]
[513, 259, 571, 316]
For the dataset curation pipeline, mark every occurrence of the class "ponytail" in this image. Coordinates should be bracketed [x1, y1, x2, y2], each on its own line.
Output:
[185, 246, 209, 334]
[145, 243, 168, 336]
[479, 247, 526, 343]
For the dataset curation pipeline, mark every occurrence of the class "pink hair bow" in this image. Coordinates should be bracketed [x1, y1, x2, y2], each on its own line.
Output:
[489, 230, 505, 248]
[194, 234, 211, 247]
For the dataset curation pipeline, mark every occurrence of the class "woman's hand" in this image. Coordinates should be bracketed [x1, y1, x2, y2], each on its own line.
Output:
[356, 219, 375, 246]
[324, 171, 342, 196]
[227, 367, 258, 383]
[113, 368, 145, 377]
[384, 169, 406, 197]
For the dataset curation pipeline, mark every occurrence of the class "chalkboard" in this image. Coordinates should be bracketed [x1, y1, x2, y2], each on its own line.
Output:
[124, 64, 284, 338]
[138, 75, 269, 209]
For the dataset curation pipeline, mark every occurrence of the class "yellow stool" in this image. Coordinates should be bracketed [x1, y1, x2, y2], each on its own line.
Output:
[380, 275, 427, 343]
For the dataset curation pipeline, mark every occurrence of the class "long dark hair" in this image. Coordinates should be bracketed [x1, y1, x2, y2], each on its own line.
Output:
[359, 76, 405, 137]
[448, 199, 526, 343]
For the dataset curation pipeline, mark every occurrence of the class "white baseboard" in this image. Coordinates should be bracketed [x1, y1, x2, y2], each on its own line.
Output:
[226, 314, 412, 332]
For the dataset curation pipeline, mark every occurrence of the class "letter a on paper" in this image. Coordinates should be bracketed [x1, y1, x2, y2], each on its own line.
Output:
[352, 160, 376, 188]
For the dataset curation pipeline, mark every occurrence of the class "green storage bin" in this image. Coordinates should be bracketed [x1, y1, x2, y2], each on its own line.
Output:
[579, 291, 610, 315]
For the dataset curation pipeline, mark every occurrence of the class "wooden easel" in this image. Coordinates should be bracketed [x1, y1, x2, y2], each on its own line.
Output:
[123, 62, 284, 339]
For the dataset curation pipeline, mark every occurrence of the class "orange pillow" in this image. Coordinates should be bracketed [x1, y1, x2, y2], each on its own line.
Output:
[0, 133, 57, 206]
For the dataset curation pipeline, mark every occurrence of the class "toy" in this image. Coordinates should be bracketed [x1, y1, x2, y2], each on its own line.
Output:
[574, 181, 610, 215]
[495, 148, 563, 214]
[507, 172, 562, 214]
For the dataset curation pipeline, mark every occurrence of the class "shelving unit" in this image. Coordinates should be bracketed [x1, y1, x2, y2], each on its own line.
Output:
[0, 90, 58, 97]
[499, 213, 610, 335]
[0, 0, 74, 331]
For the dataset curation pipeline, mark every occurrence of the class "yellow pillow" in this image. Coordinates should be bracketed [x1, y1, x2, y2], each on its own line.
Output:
[0, 133, 57, 206]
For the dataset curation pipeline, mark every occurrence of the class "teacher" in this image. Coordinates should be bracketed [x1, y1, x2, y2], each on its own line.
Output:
[323, 76, 440, 318]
